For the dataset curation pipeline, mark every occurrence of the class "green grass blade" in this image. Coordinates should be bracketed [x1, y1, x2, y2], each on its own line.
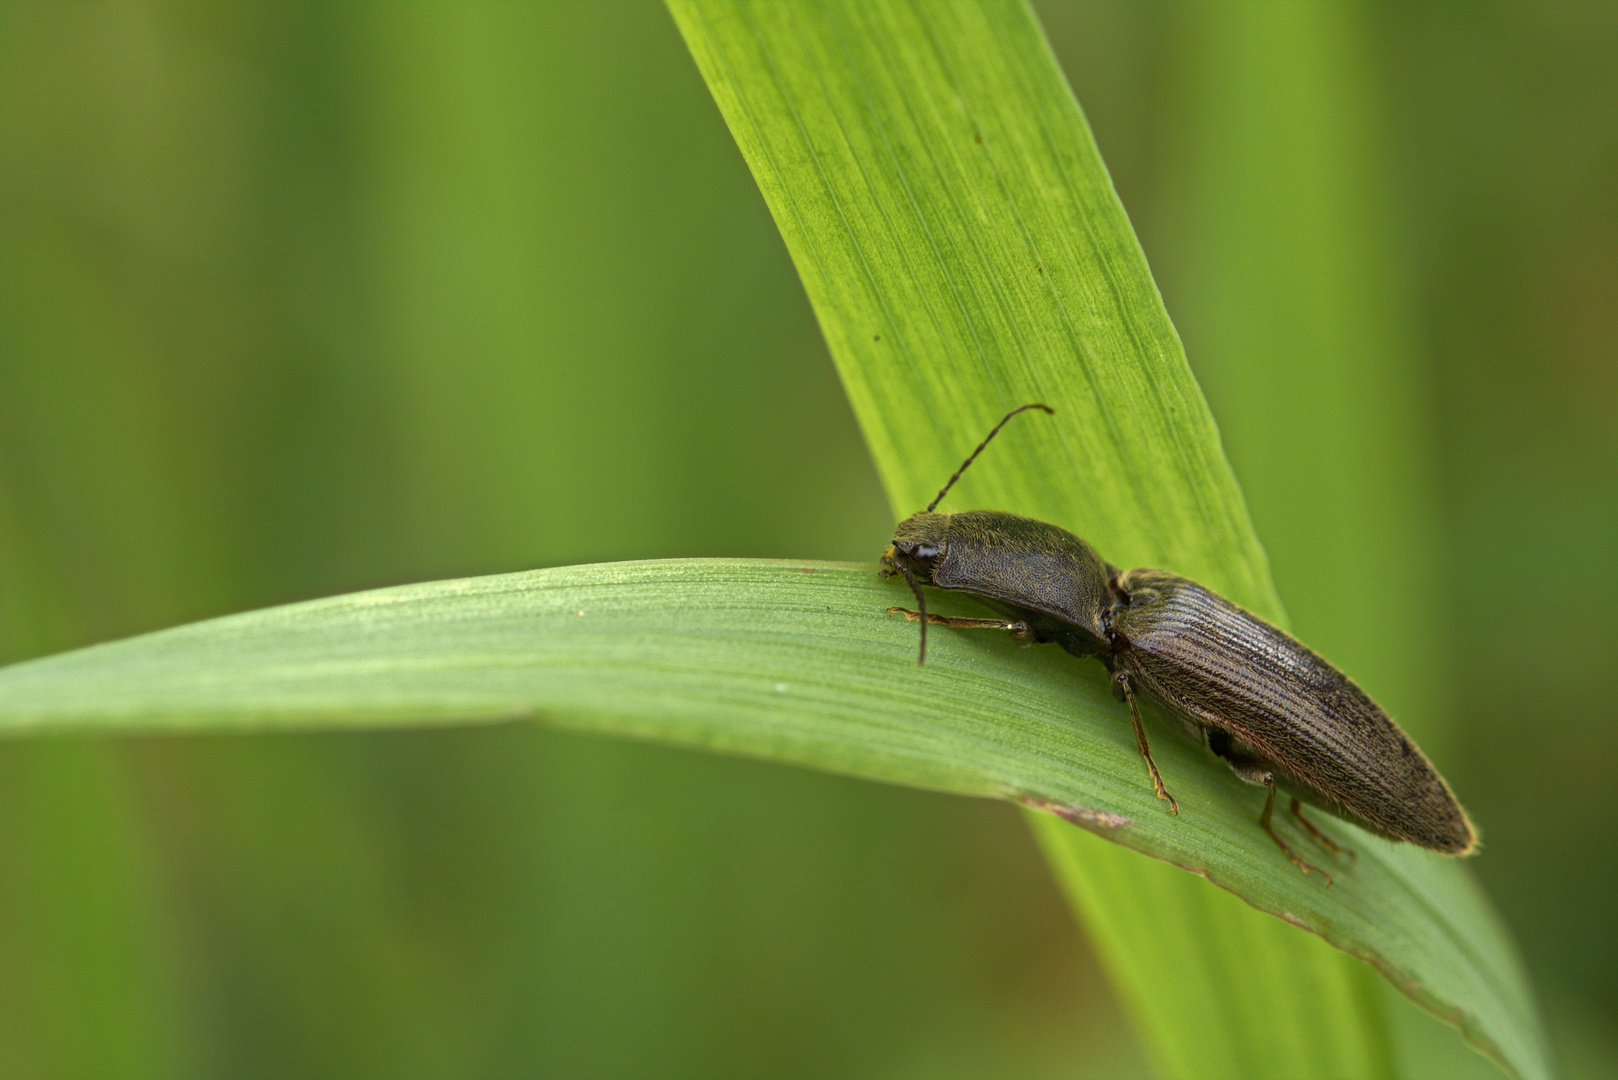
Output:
[0, 556, 1542, 1080]
[1032, 816, 1394, 1080]
[668, 0, 1280, 611]
[666, 2, 1544, 1077]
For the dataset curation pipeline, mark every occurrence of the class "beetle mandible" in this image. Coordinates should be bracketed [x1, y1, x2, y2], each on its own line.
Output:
[879, 404, 1475, 882]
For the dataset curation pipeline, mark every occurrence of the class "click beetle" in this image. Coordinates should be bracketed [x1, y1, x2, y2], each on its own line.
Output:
[879, 404, 1475, 881]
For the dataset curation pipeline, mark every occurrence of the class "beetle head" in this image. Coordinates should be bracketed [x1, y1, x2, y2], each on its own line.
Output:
[880, 512, 952, 664]
[879, 403, 1053, 666]
[880, 512, 948, 584]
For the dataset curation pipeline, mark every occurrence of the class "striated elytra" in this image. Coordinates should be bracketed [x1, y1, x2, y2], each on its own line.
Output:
[880, 405, 1475, 883]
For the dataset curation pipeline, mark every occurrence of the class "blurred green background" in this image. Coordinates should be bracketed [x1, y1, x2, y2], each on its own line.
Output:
[0, 3, 1612, 1078]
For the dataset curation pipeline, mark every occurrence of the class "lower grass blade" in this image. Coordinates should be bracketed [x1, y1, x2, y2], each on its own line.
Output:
[0, 558, 1547, 1078]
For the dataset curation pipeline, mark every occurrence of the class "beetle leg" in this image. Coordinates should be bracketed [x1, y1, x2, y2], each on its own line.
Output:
[1260, 779, 1331, 885]
[1112, 672, 1178, 815]
[1289, 798, 1356, 861]
[886, 607, 1031, 639]
[887, 606, 1016, 630]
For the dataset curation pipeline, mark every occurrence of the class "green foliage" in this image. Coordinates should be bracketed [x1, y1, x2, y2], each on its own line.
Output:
[3, 2, 1593, 1078]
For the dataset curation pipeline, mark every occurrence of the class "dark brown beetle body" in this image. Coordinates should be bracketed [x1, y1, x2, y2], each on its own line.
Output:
[882, 405, 1475, 880]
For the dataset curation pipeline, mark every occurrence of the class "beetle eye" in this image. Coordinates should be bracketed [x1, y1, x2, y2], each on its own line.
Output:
[893, 540, 943, 579]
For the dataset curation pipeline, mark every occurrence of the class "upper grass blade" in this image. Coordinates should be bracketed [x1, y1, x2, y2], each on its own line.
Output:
[666, 0, 1276, 610]
[667, 1, 1544, 1077]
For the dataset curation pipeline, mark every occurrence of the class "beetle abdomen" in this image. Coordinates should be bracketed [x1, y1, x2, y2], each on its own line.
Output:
[1111, 568, 1475, 854]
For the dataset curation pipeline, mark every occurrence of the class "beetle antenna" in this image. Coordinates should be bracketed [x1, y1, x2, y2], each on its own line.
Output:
[899, 562, 928, 665]
[926, 403, 1054, 513]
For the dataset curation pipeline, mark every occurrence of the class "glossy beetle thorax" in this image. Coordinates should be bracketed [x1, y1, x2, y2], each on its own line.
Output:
[898, 510, 1113, 647]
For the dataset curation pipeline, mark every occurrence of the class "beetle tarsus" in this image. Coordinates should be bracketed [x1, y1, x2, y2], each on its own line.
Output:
[1113, 671, 1179, 815]
[1262, 780, 1331, 885]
